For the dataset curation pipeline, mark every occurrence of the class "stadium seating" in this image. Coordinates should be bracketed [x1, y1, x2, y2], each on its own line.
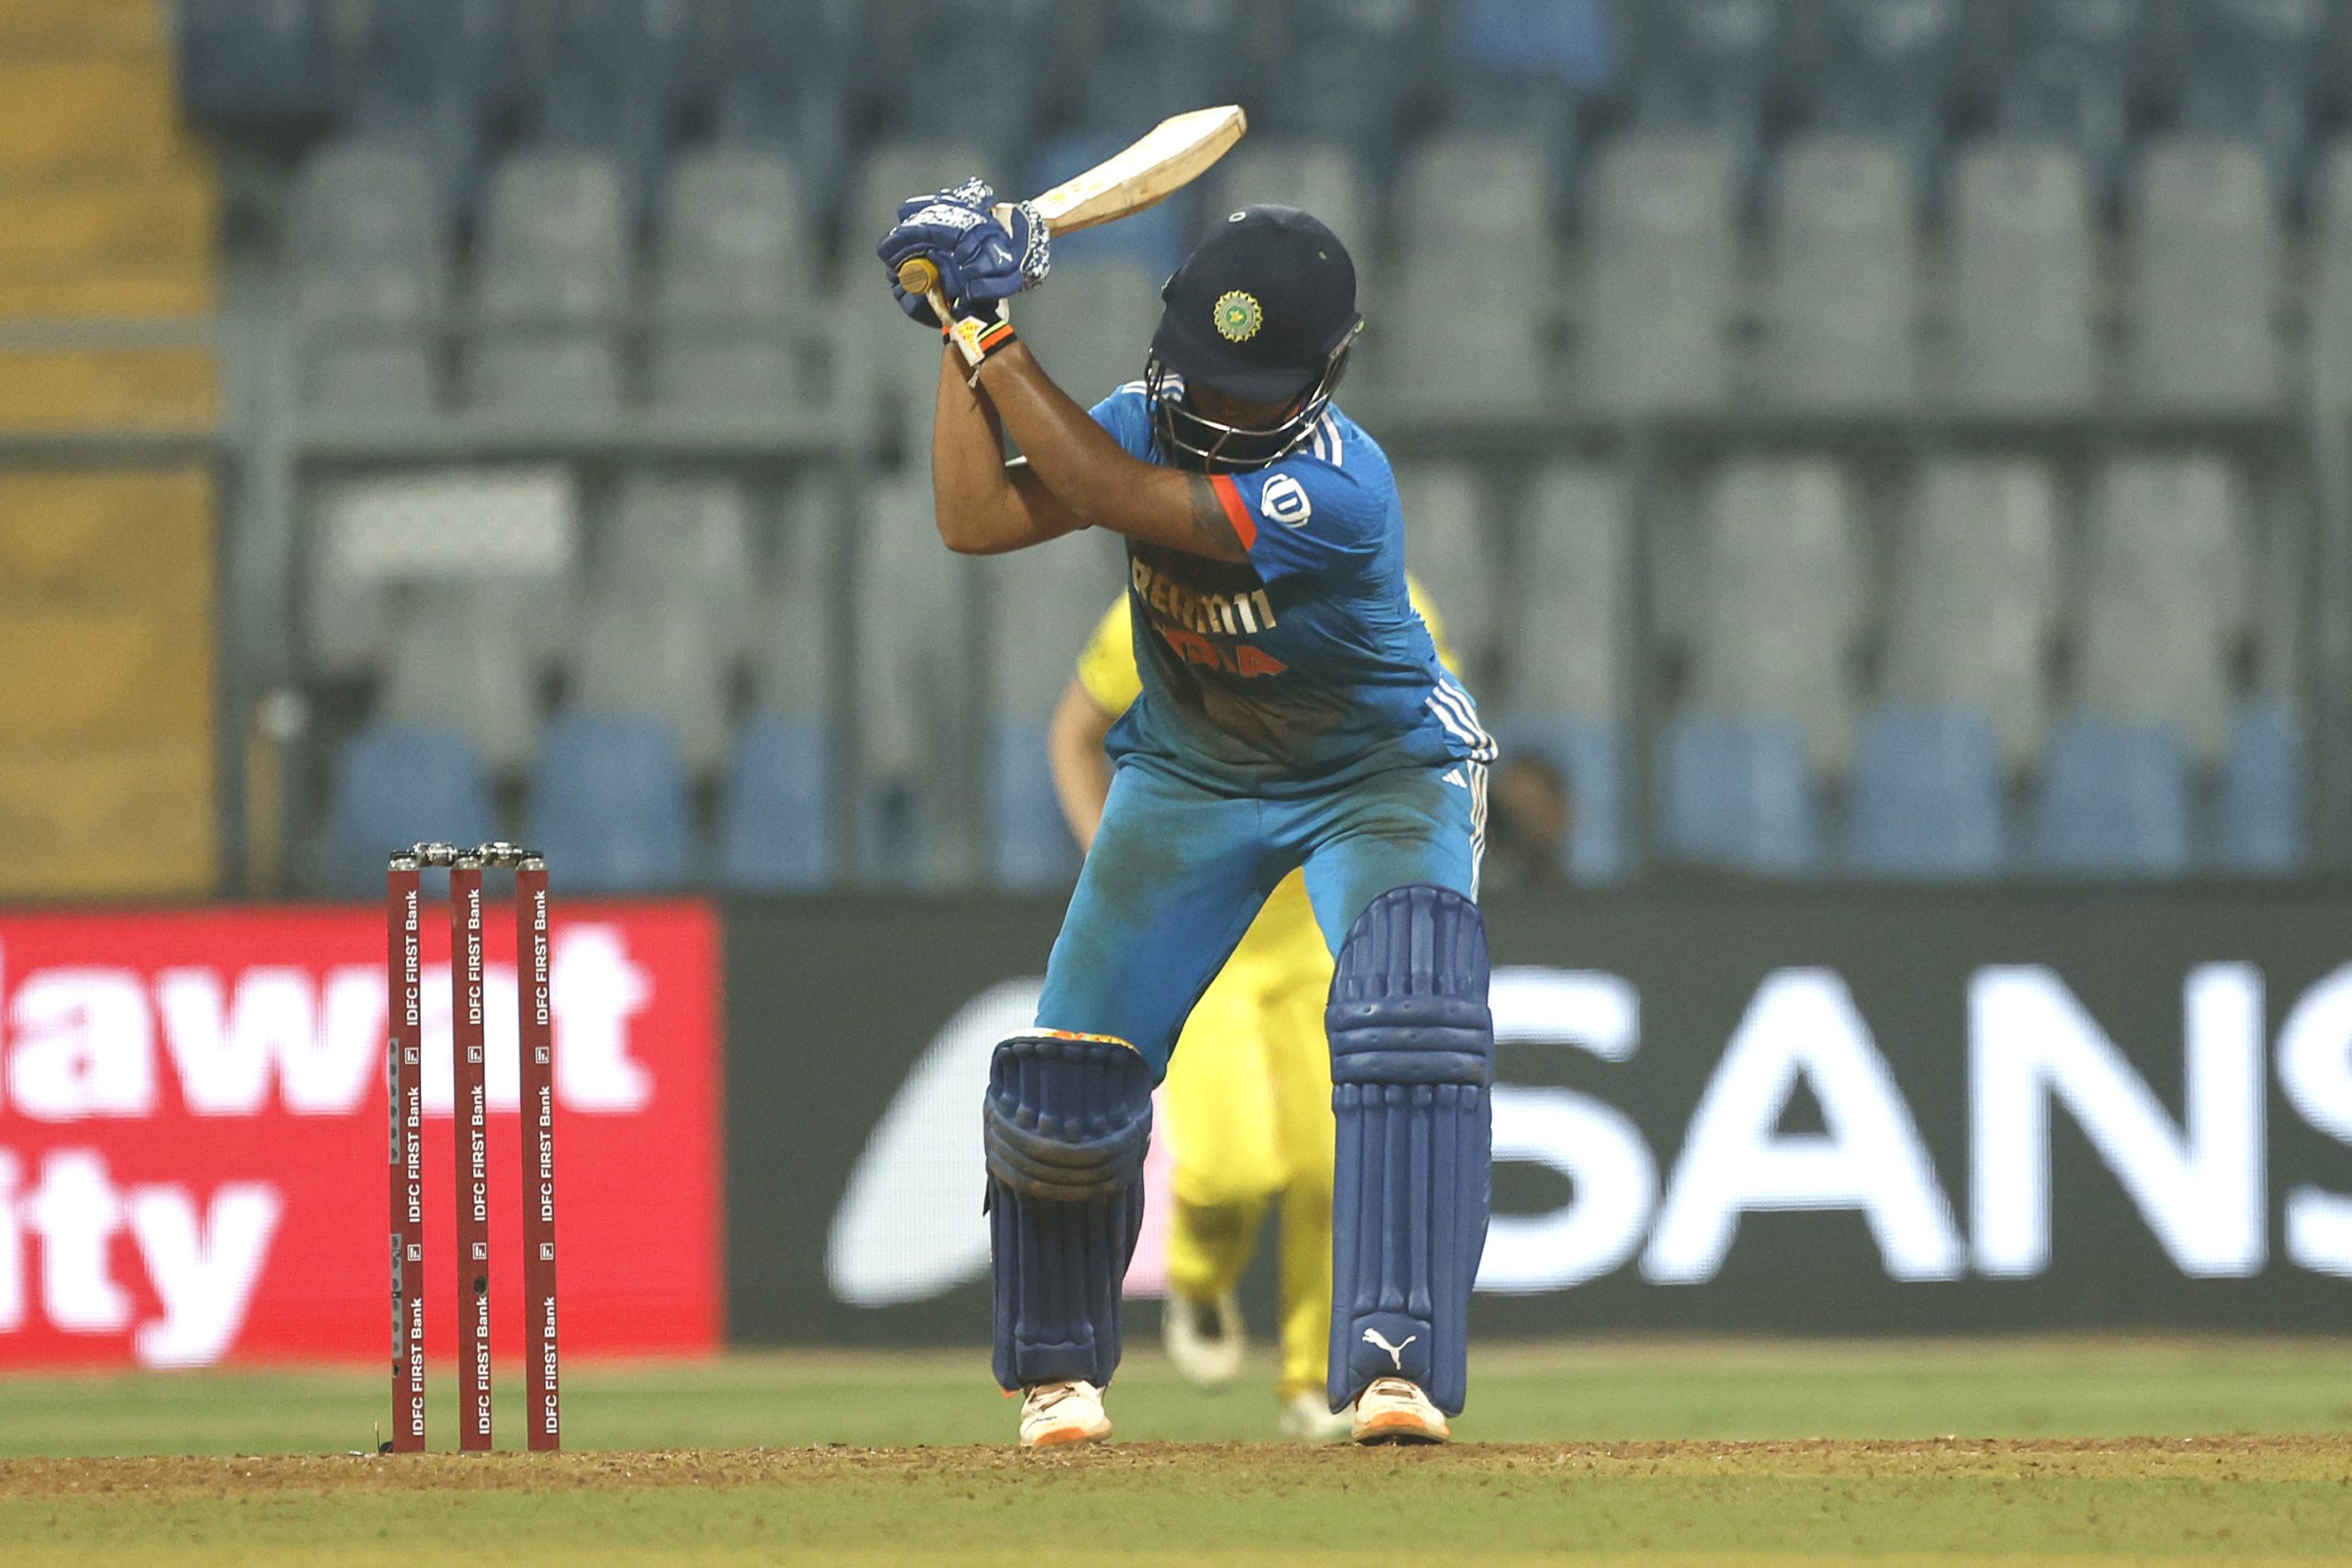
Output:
[1761, 135, 1920, 411]
[175, 0, 334, 129]
[568, 582, 734, 779]
[464, 149, 631, 416]
[1660, 715, 1820, 874]
[1809, 0, 1964, 180]
[1945, 140, 2098, 414]
[155, 0, 2352, 896]
[1271, 0, 1430, 160]
[2314, 141, 2352, 401]
[1688, 458, 1863, 776]
[353, 0, 524, 120]
[323, 724, 499, 896]
[2217, 702, 2303, 874]
[718, 715, 833, 890]
[650, 144, 813, 412]
[1398, 465, 1500, 682]
[1845, 706, 2007, 878]
[381, 588, 543, 775]
[1507, 462, 1631, 728]
[757, 481, 839, 723]
[2128, 138, 2285, 412]
[348, 0, 523, 211]
[1632, 0, 1781, 189]
[2177, 0, 2325, 204]
[1996, 0, 2152, 202]
[527, 713, 696, 891]
[288, 140, 447, 412]
[905, 0, 1054, 161]
[1503, 715, 1626, 884]
[1446, 0, 1608, 179]
[855, 474, 978, 888]
[711, 0, 860, 215]
[308, 467, 582, 679]
[534, 0, 700, 217]
[600, 475, 763, 668]
[1581, 134, 1738, 412]
[989, 718, 1080, 889]
[1385, 134, 1556, 410]
[1086, 0, 1250, 139]
[2029, 717, 2194, 875]
[2078, 456, 2250, 764]
[1881, 458, 2062, 773]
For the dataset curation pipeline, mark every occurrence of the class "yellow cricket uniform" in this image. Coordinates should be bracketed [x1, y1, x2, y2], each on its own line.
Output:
[1074, 582, 1457, 1402]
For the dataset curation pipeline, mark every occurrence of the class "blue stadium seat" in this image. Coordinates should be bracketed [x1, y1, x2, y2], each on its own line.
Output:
[1845, 705, 2007, 879]
[1634, 0, 1781, 141]
[1026, 135, 1189, 274]
[2177, 0, 2326, 205]
[527, 714, 696, 892]
[1502, 716, 1627, 885]
[858, 780, 933, 889]
[177, 0, 337, 129]
[2217, 703, 2303, 874]
[1996, 0, 2154, 203]
[718, 716, 833, 890]
[898, 0, 1053, 164]
[1266, 0, 1431, 163]
[1660, 716, 1821, 874]
[349, 0, 524, 217]
[713, 0, 864, 214]
[1811, 0, 1963, 182]
[2029, 716, 2192, 876]
[323, 725, 498, 897]
[355, 0, 523, 120]
[1085, 0, 1251, 135]
[989, 720, 1080, 890]
[535, 0, 701, 217]
[1458, 0, 1615, 87]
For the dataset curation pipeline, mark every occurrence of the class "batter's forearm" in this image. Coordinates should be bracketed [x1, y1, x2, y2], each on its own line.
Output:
[930, 348, 1020, 551]
[976, 346, 1246, 561]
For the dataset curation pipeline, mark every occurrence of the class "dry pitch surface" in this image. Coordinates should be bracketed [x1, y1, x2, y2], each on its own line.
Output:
[6, 1438, 2351, 1566]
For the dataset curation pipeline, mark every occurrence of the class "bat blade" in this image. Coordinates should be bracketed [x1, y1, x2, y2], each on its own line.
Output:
[1033, 106, 1248, 234]
[892, 106, 1246, 299]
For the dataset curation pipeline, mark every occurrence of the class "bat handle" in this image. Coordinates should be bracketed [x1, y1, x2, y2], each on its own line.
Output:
[898, 255, 942, 297]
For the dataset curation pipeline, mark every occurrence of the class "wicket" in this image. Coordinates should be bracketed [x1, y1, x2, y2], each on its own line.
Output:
[386, 841, 561, 1454]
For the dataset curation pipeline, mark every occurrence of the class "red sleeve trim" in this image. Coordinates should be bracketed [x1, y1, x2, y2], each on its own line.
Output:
[1209, 473, 1258, 550]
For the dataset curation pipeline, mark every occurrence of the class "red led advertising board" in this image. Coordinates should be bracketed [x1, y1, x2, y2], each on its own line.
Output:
[0, 900, 721, 1370]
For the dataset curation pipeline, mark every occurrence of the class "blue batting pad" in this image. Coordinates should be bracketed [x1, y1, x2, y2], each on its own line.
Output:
[985, 1033, 1153, 1391]
[1327, 885, 1492, 1416]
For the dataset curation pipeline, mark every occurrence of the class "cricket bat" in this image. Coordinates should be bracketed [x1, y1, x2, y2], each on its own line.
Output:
[896, 105, 1248, 300]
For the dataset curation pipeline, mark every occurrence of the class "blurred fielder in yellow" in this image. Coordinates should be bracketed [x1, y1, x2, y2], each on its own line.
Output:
[1046, 581, 1459, 1440]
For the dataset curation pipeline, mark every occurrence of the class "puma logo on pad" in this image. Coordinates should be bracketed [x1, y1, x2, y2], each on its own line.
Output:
[1362, 1327, 1418, 1370]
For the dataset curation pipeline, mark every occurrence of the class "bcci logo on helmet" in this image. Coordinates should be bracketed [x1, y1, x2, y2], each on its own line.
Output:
[1213, 290, 1263, 343]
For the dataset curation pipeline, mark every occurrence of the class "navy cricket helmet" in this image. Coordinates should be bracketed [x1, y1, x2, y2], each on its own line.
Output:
[1146, 205, 1363, 472]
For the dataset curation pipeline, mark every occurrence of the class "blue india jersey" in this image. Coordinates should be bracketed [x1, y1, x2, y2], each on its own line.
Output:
[1087, 384, 1495, 795]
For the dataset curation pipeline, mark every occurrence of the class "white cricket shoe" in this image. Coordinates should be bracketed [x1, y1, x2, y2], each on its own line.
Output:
[1018, 1380, 1112, 1449]
[1162, 1290, 1246, 1388]
[1278, 1391, 1355, 1442]
[1351, 1376, 1451, 1445]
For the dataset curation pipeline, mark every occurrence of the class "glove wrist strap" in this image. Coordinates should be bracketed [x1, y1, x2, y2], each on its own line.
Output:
[945, 310, 1017, 374]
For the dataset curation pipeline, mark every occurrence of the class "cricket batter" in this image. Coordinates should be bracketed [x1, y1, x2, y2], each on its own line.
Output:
[1048, 583, 1463, 1442]
[878, 187, 1496, 1448]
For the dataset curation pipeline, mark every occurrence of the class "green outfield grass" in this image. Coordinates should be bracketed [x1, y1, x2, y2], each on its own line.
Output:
[2, 1339, 2348, 1565]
